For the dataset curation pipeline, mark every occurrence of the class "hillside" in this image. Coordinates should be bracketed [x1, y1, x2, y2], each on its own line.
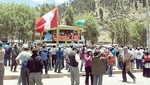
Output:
[95, 0, 148, 45]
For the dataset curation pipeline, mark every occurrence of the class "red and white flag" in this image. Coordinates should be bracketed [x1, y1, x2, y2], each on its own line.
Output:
[35, 8, 58, 33]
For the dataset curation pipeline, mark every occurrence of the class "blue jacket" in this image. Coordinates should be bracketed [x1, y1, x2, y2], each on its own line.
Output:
[39, 49, 49, 60]
[56, 50, 63, 60]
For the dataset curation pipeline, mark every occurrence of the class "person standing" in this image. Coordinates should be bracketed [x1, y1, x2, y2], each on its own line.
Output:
[11, 43, 19, 72]
[55, 46, 63, 73]
[122, 46, 136, 83]
[39, 44, 49, 74]
[0, 41, 5, 85]
[16, 44, 32, 85]
[135, 47, 143, 69]
[64, 45, 71, 71]
[26, 47, 43, 85]
[4, 43, 12, 66]
[85, 49, 93, 85]
[80, 48, 86, 72]
[143, 52, 150, 77]
[92, 51, 106, 85]
[107, 54, 115, 77]
[68, 47, 80, 85]
[51, 45, 57, 68]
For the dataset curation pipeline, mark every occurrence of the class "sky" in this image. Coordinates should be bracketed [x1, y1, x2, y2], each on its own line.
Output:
[0, 0, 72, 7]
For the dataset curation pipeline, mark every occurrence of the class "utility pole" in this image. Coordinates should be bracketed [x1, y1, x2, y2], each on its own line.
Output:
[146, 0, 150, 49]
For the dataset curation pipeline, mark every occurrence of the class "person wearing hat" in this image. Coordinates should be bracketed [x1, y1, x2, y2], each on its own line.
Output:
[26, 47, 43, 85]
[135, 47, 143, 69]
[16, 44, 32, 85]
[122, 46, 136, 83]
[55, 45, 63, 73]
[39, 44, 49, 74]
[92, 51, 106, 85]
[51, 45, 57, 68]
[84, 49, 93, 85]
[80, 48, 86, 72]
[107, 53, 115, 77]
[64, 44, 72, 71]
[0, 41, 5, 85]
[11, 43, 19, 72]
[68, 46, 80, 85]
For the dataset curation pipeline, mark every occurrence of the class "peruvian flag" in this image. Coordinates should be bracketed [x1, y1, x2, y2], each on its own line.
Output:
[35, 8, 58, 33]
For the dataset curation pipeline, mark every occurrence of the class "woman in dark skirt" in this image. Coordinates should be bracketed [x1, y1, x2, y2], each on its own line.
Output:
[143, 52, 150, 77]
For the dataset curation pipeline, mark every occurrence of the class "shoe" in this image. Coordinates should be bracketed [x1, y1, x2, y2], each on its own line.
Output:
[133, 78, 136, 83]
[122, 80, 127, 82]
[17, 83, 20, 85]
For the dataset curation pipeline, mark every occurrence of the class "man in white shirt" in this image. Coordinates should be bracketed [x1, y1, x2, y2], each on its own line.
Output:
[51, 45, 57, 68]
[16, 44, 32, 85]
[135, 48, 143, 69]
[68, 46, 80, 85]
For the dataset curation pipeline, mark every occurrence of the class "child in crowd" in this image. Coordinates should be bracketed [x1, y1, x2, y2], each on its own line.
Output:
[107, 54, 115, 77]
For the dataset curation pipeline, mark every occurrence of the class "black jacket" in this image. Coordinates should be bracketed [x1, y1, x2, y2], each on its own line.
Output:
[26, 54, 43, 73]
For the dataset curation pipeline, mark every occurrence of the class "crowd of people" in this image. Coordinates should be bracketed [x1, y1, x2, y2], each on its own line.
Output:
[0, 41, 150, 85]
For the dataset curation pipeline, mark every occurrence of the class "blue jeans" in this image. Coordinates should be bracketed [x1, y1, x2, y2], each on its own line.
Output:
[118, 61, 123, 70]
[108, 65, 113, 76]
[55, 60, 62, 73]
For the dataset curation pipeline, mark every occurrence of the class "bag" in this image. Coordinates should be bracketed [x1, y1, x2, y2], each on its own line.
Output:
[125, 60, 131, 72]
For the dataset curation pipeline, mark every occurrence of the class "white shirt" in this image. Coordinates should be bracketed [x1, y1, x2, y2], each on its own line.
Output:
[75, 53, 80, 62]
[135, 50, 143, 59]
[51, 48, 56, 55]
[16, 51, 32, 63]
[122, 51, 132, 61]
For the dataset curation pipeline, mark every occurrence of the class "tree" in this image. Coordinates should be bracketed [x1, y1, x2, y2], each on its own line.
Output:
[129, 20, 146, 46]
[0, 3, 36, 42]
[106, 18, 130, 46]
[64, 6, 74, 26]
[83, 13, 99, 45]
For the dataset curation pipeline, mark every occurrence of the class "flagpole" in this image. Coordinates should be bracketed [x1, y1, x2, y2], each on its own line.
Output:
[77, 28, 80, 46]
[56, 27, 59, 47]
[56, 7, 59, 47]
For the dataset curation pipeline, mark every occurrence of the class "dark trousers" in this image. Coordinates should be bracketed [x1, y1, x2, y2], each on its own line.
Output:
[55, 60, 62, 73]
[136, 59, 143, 69]
[43, 59, 48, 74]
[5, 55, 11, 66]
[21, 67, 28, 85]
[85, 66, 93, 85]
[62, 56, 64, 68]
[48, 59, 52, 70]
[0, 63, 4, 85]
[118, 61, 123, 70]
[52, 55, 56, 67]
[11, 58, 17, 71]
[122, 63, 135, 81]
